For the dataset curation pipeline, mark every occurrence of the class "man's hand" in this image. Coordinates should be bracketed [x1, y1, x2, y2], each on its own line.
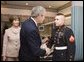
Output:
[45, 48, 51, 55]
[40, 43, 51, 55]
[42, 37, 49, 44]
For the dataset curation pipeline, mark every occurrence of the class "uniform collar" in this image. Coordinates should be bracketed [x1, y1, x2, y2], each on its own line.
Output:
[55, 25, 65, 31]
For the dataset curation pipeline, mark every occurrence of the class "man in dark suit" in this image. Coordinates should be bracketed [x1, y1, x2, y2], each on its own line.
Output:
[19, 6, 49, 61]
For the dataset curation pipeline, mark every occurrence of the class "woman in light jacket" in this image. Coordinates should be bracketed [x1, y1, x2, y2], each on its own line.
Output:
[2, 16, 21, 61]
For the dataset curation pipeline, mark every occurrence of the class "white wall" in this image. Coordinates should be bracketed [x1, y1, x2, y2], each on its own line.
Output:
[65, 16, 71, 25]
[72, 1, 83, 7]
[58, 6, 71, 27]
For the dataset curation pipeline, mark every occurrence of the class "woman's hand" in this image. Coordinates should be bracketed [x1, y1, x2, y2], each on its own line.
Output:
[3, 56, 6, 61]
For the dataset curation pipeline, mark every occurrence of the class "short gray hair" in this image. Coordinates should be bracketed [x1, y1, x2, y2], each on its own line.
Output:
[31, 6, 46, 18]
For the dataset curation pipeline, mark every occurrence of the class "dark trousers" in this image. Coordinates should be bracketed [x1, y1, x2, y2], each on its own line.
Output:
[52, 50, 67, 61]
[19, 55, 40, 61]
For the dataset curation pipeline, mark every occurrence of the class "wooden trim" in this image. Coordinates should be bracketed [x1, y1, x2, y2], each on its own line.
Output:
[56, 1, 71, 12]
[65, 13, 71, 17]
[4, 1, 7, 4]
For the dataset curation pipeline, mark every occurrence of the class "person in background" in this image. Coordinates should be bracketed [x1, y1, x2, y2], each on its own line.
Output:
[2, 16, 21, 61]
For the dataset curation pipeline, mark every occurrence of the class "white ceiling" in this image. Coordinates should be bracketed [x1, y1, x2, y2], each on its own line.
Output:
[1, 1, 70, 9]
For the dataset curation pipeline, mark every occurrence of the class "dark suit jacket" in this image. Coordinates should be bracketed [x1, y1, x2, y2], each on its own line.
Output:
[19, 17, 46, 61]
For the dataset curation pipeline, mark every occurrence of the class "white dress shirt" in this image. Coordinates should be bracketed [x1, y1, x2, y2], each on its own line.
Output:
[31, 17, 37, 26]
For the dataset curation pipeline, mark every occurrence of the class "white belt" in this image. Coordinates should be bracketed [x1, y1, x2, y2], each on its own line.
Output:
[55, 46, 67, 50]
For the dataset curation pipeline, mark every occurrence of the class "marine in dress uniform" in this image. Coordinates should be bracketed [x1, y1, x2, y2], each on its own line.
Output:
[47, 13, 76, 61]
[49, 25, 76, 61]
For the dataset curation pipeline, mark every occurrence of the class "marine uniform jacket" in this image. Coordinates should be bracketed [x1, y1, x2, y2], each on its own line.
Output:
[48, 25, 75, 61]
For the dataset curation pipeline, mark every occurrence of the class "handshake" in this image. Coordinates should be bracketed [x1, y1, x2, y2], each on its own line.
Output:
[41, 37, 53, 56]
[41, 43, 51, 55]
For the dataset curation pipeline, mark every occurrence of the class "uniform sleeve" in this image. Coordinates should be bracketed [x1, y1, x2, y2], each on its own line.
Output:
[26, 30, 46, 57]
[2, 30, 8, 56]
[65, 28, 76, 61]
